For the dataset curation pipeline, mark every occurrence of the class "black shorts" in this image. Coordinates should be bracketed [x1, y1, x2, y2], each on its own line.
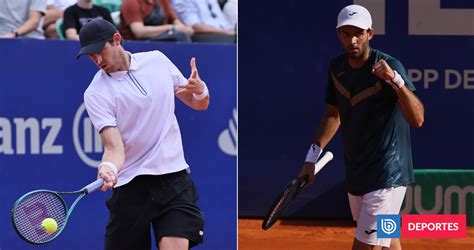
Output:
[104, 170, 205, 250]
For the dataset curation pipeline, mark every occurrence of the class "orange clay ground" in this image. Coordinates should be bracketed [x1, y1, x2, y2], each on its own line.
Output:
[238, 219, 474, 250]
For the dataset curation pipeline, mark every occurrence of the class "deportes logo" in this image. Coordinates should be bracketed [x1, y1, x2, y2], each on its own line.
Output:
[377, 214, 401, 238]
[218, 108, 237, 156]
[402, 214, 466, 238]
[73, 103, 103, 168]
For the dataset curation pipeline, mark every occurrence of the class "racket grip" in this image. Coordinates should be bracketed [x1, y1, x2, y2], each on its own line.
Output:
[83, 179, 104, 194]
[313, 151, 334, 175]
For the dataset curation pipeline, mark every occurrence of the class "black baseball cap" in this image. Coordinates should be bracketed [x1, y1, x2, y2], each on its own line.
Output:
[76, 19, 117, 59]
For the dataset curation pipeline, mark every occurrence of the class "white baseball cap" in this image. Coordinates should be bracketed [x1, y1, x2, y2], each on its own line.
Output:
[336, 4, 372, 30]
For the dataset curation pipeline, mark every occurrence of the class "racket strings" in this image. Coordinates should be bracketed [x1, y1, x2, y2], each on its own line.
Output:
[13, 191, 67, 244]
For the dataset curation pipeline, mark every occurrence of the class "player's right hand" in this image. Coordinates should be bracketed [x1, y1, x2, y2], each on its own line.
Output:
[98, 167, 117, 192]
[298, 162, 316, 185]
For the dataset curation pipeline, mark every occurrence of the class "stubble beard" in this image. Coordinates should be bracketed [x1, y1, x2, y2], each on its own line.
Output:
[347, 43, 370, 62]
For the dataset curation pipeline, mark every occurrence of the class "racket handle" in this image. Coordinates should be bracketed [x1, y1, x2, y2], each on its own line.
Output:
[82, 179, 104, 194]
[313, 151, 334, 175]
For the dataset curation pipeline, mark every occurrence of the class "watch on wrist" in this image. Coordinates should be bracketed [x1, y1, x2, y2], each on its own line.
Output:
[168, 25, 175, 35]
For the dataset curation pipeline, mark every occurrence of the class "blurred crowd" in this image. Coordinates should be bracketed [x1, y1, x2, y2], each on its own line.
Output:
[0, 0, 237, 43]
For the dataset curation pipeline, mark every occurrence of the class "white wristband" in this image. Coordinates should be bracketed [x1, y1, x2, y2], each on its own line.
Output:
[305, 144, 322, 163]
[98, 161, 118, 175]
[389, 70, 405, 89]
[193, 81, 209, 100]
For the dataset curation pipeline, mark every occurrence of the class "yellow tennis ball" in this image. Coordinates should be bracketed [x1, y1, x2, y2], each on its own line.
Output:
[41, 218, 58, 234]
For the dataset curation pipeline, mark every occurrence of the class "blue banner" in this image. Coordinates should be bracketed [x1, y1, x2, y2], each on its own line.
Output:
[0, 39, 236, 249]
[239, 0, 474, 218]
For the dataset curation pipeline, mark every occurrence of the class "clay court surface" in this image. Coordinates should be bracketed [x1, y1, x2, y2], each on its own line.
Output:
[239, 219, 474, 250]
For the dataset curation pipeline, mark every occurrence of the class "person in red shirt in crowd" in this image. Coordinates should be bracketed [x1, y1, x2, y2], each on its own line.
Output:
[119, 0, 193, 42]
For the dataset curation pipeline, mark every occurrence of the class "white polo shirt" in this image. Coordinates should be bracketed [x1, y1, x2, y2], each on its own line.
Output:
[84, 50, 189, 187]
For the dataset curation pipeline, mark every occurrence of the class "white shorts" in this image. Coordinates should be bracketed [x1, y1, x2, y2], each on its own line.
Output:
[348, 186, 406, 248]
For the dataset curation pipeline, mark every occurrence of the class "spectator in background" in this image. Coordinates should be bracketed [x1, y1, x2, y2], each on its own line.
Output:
[119, 0, 193, 42]
[172, 0, 235, 43]
[0, 0, 47, 39]
[222, 0, 236, 28]
[43, 0, 76, 38]
[63, 0, 113, 40]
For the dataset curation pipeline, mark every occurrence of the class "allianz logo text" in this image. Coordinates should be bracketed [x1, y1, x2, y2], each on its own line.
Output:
[0, 104, 102, 168]
[0, 117, 63, 155]
[73, 103, 103, 167]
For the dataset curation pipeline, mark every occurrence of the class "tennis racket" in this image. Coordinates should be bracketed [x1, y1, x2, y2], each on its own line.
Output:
[262, 151, 334, 230]
[11, 179, 104, 244]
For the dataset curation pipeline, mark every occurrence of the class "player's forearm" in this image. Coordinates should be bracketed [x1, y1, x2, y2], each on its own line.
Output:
[99, 127, 125, 172]
[396, 86, 424, 128]
[191, 95, 210, 110]
[178, 92, 210, 110]
[102, 148, 125, 171]
[313, 105, 340, 149]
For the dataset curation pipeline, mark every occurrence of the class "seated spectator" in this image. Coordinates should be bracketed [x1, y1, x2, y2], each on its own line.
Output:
[172, 0, 235, 43]
[43, 0, 76, 38]
[119, 0, 193, 42]
[63, 0, 113, 40]
[0, 0, 47, 39]
[222, 0, 236, 27]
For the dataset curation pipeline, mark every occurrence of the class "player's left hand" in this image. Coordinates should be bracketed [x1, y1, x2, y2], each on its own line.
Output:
[371, 59, 395, 81]
[177, 57, 205, 95]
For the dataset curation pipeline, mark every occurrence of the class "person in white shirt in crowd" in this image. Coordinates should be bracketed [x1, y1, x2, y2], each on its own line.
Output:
[172, 0, 235, 43]
[222, 0, 236, 28]
[0, 0, 47, 39]
[43, 0, 76, 38]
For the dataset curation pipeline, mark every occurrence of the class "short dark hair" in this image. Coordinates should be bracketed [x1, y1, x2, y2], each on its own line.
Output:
[106, 38, 114, 44]
[106, 34, 122, 46]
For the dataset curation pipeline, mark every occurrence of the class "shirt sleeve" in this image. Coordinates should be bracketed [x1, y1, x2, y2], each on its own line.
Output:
[84, 91, 117, 132]
[154, 51, 187, 92]
[62, 6, 77, 30]
[120, 0, 144, 25]
[30, 0, 47, 15]
[388, 58, 416, 92]
[172, 0, 201, 26]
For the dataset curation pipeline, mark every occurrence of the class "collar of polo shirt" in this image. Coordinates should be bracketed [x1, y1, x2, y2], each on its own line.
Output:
[108, 52, 139, 80]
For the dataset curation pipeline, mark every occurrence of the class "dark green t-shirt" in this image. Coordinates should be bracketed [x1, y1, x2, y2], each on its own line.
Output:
[325, 48, 415, 195]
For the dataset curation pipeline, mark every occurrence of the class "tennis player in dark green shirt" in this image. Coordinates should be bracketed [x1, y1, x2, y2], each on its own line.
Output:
[298, 4, 424, 250]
